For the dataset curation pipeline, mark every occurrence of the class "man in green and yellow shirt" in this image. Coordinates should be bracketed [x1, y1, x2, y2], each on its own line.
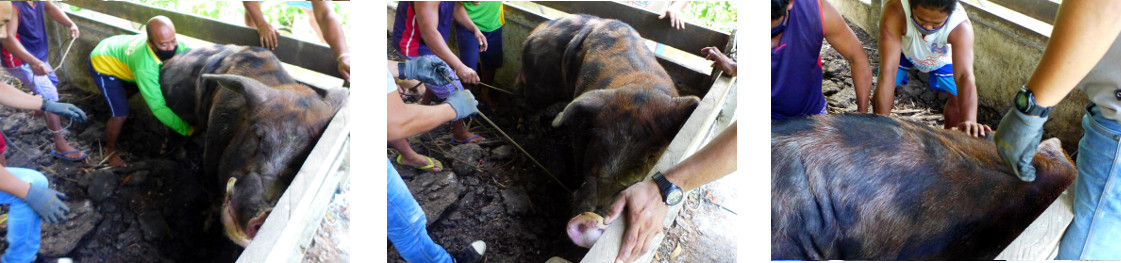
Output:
[89, 16, 189, 167]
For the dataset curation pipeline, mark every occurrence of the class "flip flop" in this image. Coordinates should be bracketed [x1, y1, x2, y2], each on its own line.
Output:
[51, 149, 87, 162]
[450, 135, 484, 145]
[397, 154, 443, 172]
[0, 213, 7, 229]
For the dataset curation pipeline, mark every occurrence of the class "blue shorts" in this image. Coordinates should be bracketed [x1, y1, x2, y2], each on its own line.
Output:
[89, 62, 138, 117]
[285, 1, 312, 9]
[896, 54, 957, 96]
[454, 23, 504, 71]
[4, 63, 60, 101]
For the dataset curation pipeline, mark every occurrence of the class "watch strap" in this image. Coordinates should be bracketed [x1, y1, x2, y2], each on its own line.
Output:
[653, 172, 677, 204]
[1017, 86, 1053, 117]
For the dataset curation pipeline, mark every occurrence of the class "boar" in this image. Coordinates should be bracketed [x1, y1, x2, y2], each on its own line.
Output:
[516, 14, 701, 247]
[771, 113, 1076, 260]
[159, 45, 347, 247]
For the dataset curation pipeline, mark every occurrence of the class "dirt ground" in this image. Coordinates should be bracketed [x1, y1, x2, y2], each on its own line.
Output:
[0, 74, 247, 262]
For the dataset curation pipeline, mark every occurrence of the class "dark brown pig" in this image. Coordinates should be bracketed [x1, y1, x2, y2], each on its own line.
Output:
[517, 14, 700, 248]
[771, 113, 1076, 260]
[159, 45, 348, 247]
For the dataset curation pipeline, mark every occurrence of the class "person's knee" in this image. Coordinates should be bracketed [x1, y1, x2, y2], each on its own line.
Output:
[5, 167, 48, 188]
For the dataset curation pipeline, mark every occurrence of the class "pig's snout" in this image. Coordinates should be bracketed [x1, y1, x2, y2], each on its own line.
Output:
[567, 212, 608, 248]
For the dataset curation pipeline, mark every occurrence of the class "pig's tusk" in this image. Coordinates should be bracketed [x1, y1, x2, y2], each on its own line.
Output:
[226, 177, 237, 196]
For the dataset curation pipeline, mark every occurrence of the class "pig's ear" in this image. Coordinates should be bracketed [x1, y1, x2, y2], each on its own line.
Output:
[202, 73, 271, 109]
[324, 88, 349, 112]
[553, 90, 610, 127]
[663, 95, 701, 133]
[1036, 138, 1068, 164]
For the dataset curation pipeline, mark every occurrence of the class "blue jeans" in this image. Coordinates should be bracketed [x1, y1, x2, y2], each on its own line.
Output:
[387, 158, 452, 262]
[0, 167, 48, 263]
[1057, 105, 1121, 260]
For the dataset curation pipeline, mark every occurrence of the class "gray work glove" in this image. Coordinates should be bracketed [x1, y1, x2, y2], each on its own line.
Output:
[24, 184, 70, 224]
[444, 89, 480, 121]
[41, 98, 88, 123]
[994, 108, 1047, 182]
[399, 57, 452, 86]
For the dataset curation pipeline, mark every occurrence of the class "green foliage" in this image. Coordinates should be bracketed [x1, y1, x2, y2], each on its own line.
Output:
[683, 1, 737, 33]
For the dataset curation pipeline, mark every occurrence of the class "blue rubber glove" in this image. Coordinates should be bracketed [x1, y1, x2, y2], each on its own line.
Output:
[41, 99, 88, 123]
[994, 108, 1048, 182]
[399, 57, 452, 86]
[24, 184, 70, 224]
[444, 89, 479, 121]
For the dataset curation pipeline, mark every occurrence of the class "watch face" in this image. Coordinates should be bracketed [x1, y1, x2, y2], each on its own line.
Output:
[666, 189, 683, 205]
[1016, 91, 1029, 110]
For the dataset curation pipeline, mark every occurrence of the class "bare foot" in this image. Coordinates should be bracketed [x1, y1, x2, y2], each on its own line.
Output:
[108, 153, 129, 168]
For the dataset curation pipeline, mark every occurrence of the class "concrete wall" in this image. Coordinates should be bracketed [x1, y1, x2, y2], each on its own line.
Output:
[827, 0, 1090, 152]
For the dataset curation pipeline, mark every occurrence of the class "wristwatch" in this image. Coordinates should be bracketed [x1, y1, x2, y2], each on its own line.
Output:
[1014, 85, 1053, 118]
[653, 172, 683, 206]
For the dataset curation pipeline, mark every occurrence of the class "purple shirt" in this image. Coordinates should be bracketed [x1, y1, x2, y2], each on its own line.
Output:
[771, 0, 825, 122]
[2, 2, 50, 67]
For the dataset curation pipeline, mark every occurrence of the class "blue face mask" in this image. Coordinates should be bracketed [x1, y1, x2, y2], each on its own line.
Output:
[911, 14, 948, 35]
[772, 10, 789, 38]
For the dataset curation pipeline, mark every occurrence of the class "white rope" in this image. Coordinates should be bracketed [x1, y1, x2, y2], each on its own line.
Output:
[52, 37, 76, 72]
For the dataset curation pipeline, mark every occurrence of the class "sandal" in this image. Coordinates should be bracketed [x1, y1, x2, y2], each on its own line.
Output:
[450, 135, 484, 145]
[396, 154, 443, 173]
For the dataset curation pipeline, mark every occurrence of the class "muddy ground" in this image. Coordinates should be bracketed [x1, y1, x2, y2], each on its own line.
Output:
[0, 79, 245, 261]
[387, 32, 598, 261]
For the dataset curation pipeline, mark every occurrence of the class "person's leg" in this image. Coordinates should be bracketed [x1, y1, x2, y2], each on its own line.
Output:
[302, 7, 326, 44]
[91, 63, 131, 167]
[929, 64, 960, 129]
[34, 70, 84, 160]
[386, 158, 454, 262]
[454, 22, 482, 101]
[0, 167, 48, 263]
[1057, 105, 1121, 260]
[478, 27, 504, 111]
[389, 139, 443, 173]
[942, 93, 960, 129]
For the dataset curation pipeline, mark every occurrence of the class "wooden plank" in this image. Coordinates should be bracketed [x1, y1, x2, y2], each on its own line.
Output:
[67, 1, 342, 79]
[534, 1, 729, 58]
[237, 101, 351, 262]
[985, 0, 1059, 24]
[995, 189, 1074, 260]
[582, 73, 736, 262]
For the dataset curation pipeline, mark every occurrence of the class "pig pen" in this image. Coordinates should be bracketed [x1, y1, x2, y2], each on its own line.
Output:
[815, 17, 1074, 260]
[386, 18, 738, 263]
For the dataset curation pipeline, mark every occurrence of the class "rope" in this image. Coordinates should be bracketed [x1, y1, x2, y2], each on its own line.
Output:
[441, 72, 572, 193]
[45, 116, 73, 134]
[52, 37, 76, 72]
